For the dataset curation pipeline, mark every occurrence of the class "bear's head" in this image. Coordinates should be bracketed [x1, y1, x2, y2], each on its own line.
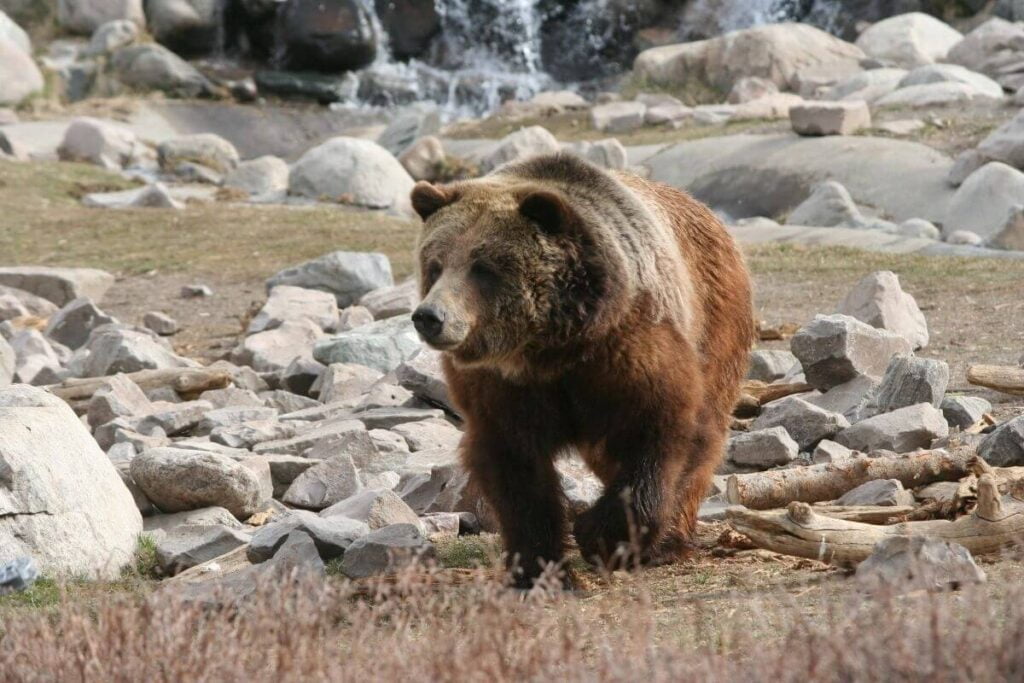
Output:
[410, 176, 629, 373]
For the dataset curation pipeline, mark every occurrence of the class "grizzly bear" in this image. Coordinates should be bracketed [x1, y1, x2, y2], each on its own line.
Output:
[410, 153, 754, 588]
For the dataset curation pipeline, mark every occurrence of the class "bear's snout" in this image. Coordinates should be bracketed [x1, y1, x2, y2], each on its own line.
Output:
[412, 303, 446, 341]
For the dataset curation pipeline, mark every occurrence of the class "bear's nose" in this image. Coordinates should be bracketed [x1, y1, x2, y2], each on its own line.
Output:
[412, 304, 446, 340]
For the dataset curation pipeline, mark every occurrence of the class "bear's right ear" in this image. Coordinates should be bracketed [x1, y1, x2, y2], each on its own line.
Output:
[518, 190, 575, 236]
[411, 182, 454, 221]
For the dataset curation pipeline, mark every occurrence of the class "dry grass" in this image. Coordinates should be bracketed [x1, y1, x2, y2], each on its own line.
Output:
[2, 561, 1024, 681]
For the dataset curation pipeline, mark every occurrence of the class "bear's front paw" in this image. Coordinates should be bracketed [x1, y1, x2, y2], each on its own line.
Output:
[572, 501, 634, 568]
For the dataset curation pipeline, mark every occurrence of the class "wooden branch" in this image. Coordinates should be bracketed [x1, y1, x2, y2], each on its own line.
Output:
[726, 447, 975, 510]
[727, 474, 1024, 565]
[811, 505, 916, 524]
[967, 364, 1024, 396]
[734, 380, 815, 417]
[44, 368, 233, 412]
[757, 321, 800, 341]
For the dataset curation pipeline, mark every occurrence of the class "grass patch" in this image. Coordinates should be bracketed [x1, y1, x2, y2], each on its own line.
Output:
[434, 533, 503, 569]
[0, 159, 419, 280]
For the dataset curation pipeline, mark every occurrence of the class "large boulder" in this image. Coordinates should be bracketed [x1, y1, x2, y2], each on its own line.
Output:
[0, 266, 114, 306]
[146, 0, 221, 57]
[0, 38, 43, 106]
[875, 81, 992, 108]
[854, 12, 962, 68]
[79, 325, 196, 376]
[836, 271, 929, 350]
[791, 314, 913, 392]
[978, 416, 1024, 466]
[634, 23, 864, 95]
[787, 180, 864, 228]
[479, 126, 560, 174]
[109, 43, 213, 97]
[750, 396, 850, 451]
[84, 18, 139, 56]
[248, 285, 339, 334]
[0, 337, 13, 386]
[277, 0, 377, 72]
[372, 0, 439, 60]
[856, 536, 985, 592]
[130, 447, 269, 519]
[835, 403, 949, 453]
[289, 137, 413, 211]
[0, 385, 142, 579]
[223, 155, 289, 198]
[822, 68, 907, 103]
[946, 18, 1024, 78]
[266, 251, 393, 307]
[944, 163, 1024, 246]
[962, 109, 1024, 175]
[0, 10, 30, 54]
[44, 297, 117, 349]
[231, 319, 323, 374]
[57, 0, 144, 34]
[313, 315, 421, 373]
[642, 134, 954, 225]
[57, 117, 145, 170]
[898, 64, 1004, 99]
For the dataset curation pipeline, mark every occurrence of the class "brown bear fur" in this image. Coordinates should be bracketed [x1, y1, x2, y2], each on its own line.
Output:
[411, 153, 754, 587]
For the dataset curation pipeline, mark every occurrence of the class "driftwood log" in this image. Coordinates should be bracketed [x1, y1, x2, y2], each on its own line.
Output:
[967, 364, 1024, 396]
[44, 368, 233, 413]
[726, 447, 975, 510]
[734, 380, 814, 418]
[727, 473, 1024, 565]
[811, 505, 916, 524]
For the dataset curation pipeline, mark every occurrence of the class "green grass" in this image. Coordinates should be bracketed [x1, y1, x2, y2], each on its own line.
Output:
[0, 159, 420, 280]
[434, 534, 503, 569]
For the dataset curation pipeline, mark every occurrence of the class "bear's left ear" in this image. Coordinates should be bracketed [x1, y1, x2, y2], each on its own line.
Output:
[411, 181, 455, 221]
[518, 190, 576, 236]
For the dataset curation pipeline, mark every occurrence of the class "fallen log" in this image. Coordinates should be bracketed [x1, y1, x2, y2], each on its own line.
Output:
[726, 447, 975, 510]
[811, 505, 916, 524]
[44, 367, 233, 412]
[727, 473, 1024, 565]
[734, 380, 815, 418]
[967, 364, 1024, 396]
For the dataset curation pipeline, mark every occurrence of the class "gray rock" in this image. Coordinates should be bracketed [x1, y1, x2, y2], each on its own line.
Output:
[812, 439, 857, 464]
[746, 349, 798, 383]
[836, 271, 929, 351]
[248, 510, 368, 562]
[940, 396, 992, 431]
[899, 63, 1004, 99]
[45, 297, 116, 349]
[570, 138, 629, 171]
[231, 319, 322, 374]
[854, 12, 962, 68]
[837, 479, 914, 507]
[200, 386, 263, 409]
[338, 305, 375, 331]
[143, 506, 242, 533]
[321, 488, 421, 530]
[391, 419, 461, 452]
[57, 0, 144, 34]
[282, 454, 363, 510]
[223, 155, 289, 198]
[790, 101, 871, 136]
[0, 294, 29, 322]
[898, 218, 941, 240]
[377, 105, 441, 157]
[945, 163, 1024, 245]
[864, 355, 948, 418]
[87, 373, 152, 429]
[130, 400, 213, 437]
[0, 266, 114, 307]
[969, 110, 1024, 174]
[339, 523, 435, 579]
[267, 251, 393, 308]
[398, 135, 445, 181]
[210, 418, 296, 450]
[822, 68, 907, 103]
[357, 382, 412, 410]
[946, 17, 1023, 73]
[158, 133, 239, 178]
[279, 356, 325, 397]
[260, 389, 318, 414]
[0, 10, 30, 54]
[396, 348, 453, 414]
[835, 403, 949, 453]
[180, 283, 212, 298]
[196, 406, 277, 435]
[0, 336, 13, 386]
[978, 416, 1024, 466]
[856, 536, 985, 592]
[791, 314, 913, 391]
[81, 325, 195, 377]
[353, 406, 445, 430]
[130, 447, 269, 519]
[359, 279, 418, 320]
[787, 180, 864, 228]
[807, 375, 878, 423]
[946, 230, 983, 246]
[141, 311, 178, 336]
[590, 101, 646, 133]
[0, 385, 142, 578]
[0, 37, 42, 106]
[313, 315, 421, 373]
[728, 76, 779, 103]
[317, 362, 383, 404]
[751, 397, 850, 450]
[10, 330, 64, 385]
[109, 43, 213, 98]
[727, 427, 799, 468]
[154, 523, 249, 575]
[288, 136, 413, 211]
[875, 82, 991, 108]
[479, 126, 561, 173]
[84, 18, 138, 55]
[0, 556, 39, 596]
[57, 117, 143, 170]
[249, 285, 339, 334]
[420, 512, 461, 540]
[253, 419, 367, 457]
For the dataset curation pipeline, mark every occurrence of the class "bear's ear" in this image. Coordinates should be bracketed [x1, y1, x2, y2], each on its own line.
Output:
[518, 190, 575, 236]
[411, 182, 454, 221]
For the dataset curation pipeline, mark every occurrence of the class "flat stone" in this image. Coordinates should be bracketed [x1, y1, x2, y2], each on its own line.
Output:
[791, 314, 913, 392]
[727, 427, 799, 468]
[86, 376, 150, 432]
[143, 506, 243, 533]
[835, 403, 949, 454]
[210, 419, 296, 450]
[317, 362, 383, 404]
[143, 311, 179, 336]
[338, 523, 435, 579]
[590, 101, 646, 133]
[396, 348, 454, 414]
[313, 315, 421, 373]
[837, 479, 914, 507]
[248, 509, 368, 562]
[812, 439, 857, 464]
[856, 536, 985, 593]
[79, 325, 195, 377]
[248, 285, 339, 335]
[266, 251, 393, 308]
[807, 375, 878, 423]
[358, 279, 418, 320]
[750, 397, 850, 451]
[747, 349, 799, 383]
[154, 523, 249, 575]
[357, 382, 413, 410]
[0, 266, 114, 306]
[197, 406, 278, 435]
[231, 319, 323, 374]
[320, 488, 421, 530]
[199, 387, 263, 410]
[391, 419, 461, 452]
[353, 406, 445, 430]
[251, 418, 366, 457]
[282, 454, 363, 510]
[790, 101, 871, 136]
[10, 329, 64, 385]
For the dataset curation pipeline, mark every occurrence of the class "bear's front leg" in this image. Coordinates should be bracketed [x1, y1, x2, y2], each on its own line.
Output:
[462, 429, 569, 589]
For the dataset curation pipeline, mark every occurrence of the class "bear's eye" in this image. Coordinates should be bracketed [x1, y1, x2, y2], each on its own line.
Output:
[470, 261, 501, 294]
[425, 261, 443, 288]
